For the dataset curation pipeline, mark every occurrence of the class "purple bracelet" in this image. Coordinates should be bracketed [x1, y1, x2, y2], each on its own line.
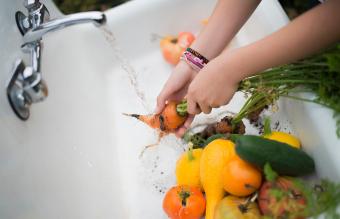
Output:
[186, 47, 209, 64]
[180, 48, 210, 72]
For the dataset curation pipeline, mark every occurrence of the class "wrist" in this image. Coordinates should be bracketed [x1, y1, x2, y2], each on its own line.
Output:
[177, 59, 198, 75]
[180, 48, 210, 72]
[219, 48, 256, 82]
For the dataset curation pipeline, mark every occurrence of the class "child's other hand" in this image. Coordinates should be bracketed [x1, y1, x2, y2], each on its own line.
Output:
[155, 61, 197, 137]
[186, 55, 241, 114]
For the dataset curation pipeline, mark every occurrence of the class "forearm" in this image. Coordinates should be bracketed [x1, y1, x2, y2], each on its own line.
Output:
[191, 0, 261, 60]
[224, 0, 340, 80]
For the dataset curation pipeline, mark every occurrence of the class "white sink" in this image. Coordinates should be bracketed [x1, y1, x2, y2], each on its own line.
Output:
[0, 0, 338, 218]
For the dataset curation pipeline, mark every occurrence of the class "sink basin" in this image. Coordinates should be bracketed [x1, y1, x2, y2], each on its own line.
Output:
[0, 0, 339, 218]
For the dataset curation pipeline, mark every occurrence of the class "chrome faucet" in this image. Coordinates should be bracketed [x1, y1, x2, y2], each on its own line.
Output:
[7, 0, 106, 120]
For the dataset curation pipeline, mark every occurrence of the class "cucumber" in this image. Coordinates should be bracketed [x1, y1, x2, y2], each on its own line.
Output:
[234, 135, 315, 176]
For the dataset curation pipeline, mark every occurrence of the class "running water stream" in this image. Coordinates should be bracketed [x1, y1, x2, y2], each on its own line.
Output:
[99, 26, 182, 197]
[100, 25, 152, 113]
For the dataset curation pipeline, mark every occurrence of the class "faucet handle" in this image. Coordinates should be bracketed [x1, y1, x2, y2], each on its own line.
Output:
[23, 0, 41, 11]
[16, 0, 50, 35]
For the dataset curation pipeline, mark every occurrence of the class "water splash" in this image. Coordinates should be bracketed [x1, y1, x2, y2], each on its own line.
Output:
[100, 25, 152, 112]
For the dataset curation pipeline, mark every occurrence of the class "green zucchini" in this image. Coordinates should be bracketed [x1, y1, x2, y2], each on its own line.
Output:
[234, 135, 315, 176]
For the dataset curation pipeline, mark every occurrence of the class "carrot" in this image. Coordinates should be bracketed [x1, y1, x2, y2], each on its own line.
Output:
[124, 100, 188, 133]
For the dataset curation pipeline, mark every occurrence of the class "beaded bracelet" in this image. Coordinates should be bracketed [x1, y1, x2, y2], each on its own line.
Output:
[180, 48, 210, 72]
[186, 47, 209, 65]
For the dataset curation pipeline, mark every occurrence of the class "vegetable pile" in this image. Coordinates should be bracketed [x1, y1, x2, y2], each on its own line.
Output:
[125, 31, 340, 218]
[162, 123, 340, 219]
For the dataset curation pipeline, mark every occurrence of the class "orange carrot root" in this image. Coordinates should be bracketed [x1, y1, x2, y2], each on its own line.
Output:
[123, 100, 188, 133]
[123, 113, 161, 130]
[124, 101, 188, 157]
[139, 133, 165, 158]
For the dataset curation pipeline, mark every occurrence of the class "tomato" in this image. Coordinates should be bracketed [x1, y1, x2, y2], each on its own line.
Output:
[160, 32, 195, 65]
[258, 177, 306, 219]
[214, 195, 261, 219]
[222, 155, 262, 197]
[177, 32, 195, 49]
[163, 185, 205, 219]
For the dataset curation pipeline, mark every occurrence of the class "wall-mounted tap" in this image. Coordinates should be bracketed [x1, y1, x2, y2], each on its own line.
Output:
[7, 0, 106, 120]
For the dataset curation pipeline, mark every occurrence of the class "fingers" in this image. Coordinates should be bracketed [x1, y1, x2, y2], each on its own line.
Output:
[186, 92, 213, 115]
[198, 102, 212, 114]
[175, 115, 195, 137]
[187, 86, 221, 114]
[183, 115, 195, 129]
[155, 83, 177, 114]
[186, 98, 201, 115]
[155, 76, 191, 114]
[155, 93, 167, 114]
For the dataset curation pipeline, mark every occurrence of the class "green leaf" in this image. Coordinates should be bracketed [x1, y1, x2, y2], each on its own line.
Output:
[264, 163, 278, 182]
[176, 100, 188, 117]
[187, 142, 194, 161]
[263, 117, 272, 136]
[269, 188, 285, 201]
[182, 131, 193, 143]
[325, 53, 340, 73]
[292, 178, 340, 218]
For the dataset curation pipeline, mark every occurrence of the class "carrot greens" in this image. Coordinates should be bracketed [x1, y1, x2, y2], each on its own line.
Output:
[232, 44, 340, 137]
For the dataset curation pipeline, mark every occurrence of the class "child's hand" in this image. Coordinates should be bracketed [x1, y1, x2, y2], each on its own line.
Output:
[155, 61, 197, 137]
[186, 55, 241, 114]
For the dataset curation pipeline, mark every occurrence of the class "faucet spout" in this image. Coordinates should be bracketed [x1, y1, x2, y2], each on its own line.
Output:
[8, 0, 107, 120]
[22, 11, 106, 44]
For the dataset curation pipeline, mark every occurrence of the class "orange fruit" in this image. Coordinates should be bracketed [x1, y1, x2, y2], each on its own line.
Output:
[160, 32, 195, 65]
[222, 155, 262, 197]
[160, 36, 184, 65]
[163, 185, 206, 219]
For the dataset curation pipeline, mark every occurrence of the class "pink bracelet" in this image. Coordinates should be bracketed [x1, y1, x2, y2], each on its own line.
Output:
[180, 48, 209, 72]
[186, 47, 209, 64]
[180, 51, 203, 71]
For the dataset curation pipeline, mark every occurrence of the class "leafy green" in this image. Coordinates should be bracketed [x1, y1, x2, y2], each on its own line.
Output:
[264, 164, 340, 218]
[293, 178, 340, 218]
[263, 117, 272, 136]
[233, 43, 340, 137]
[269, 188, 286, 201]
[187, 142, 194, 161]
[176, 100, 188, 117]
[182, 131, 206, 148]
[264, 162, 278, 182]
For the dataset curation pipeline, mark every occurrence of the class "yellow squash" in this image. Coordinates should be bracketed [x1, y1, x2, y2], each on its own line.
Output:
[200, 139, 236, 219]
[176, 148, 203, 189]
[264, 131, 301, 148]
